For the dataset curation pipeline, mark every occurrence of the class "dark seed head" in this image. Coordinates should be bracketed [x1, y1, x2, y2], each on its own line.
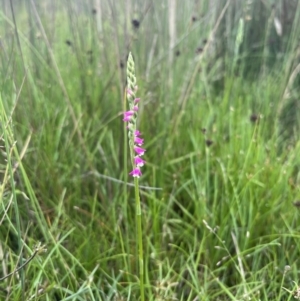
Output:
[196, 47, 203, 54]
[175, 50, 180, 57]
[191, 16, 197, 22]
[205, 139, 213, 147]
[203, 39, 208, 44]
[250, 114, 259, 123]
[120, 60, 124, 68]
[293, 200, 300, 208]
[92, 8, 97, 14]
[132, 19, 140, 29]
[65, 40, 72, 46]
[201, 128, 207, 134]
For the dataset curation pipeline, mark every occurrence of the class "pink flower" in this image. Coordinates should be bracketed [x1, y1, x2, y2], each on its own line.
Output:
[134, 136, 144, 145]
[123, 111, 134, 121]
[134, 98, 140, 104]
[134, 156, 145, 167]
[127, 88, 134, 96]
[129, 168, 142, 178]
[134, 146, 146, 156]
[135, 130, 141, 137]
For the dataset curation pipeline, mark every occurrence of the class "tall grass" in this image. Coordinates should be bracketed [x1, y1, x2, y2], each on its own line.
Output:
[1, 0, 300, 300]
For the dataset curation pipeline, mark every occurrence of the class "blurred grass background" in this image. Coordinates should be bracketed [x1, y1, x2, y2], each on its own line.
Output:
[1, 0, 300, 300]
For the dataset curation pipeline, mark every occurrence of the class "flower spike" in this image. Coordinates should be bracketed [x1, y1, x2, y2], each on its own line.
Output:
[123, 52, 146, 177]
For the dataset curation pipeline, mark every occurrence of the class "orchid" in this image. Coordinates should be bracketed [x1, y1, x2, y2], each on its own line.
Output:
[123, 52, 146, 301]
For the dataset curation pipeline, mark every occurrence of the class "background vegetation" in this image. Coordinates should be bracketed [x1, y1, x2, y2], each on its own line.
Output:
[1, 0, 300, 300]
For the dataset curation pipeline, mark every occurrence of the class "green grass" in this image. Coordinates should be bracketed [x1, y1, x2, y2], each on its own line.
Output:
[1, 0, 300, 300]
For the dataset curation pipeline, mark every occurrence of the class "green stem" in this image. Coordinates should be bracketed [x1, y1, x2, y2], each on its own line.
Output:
[134, 177, 144, 301]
